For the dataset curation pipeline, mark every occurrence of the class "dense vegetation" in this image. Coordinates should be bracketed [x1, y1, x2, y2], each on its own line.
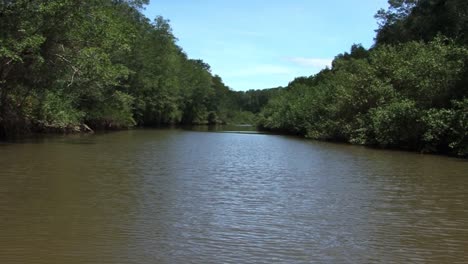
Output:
[2, 0, 467, 157]
[258, 0, 468, 157]
[0, 0, 262, 137]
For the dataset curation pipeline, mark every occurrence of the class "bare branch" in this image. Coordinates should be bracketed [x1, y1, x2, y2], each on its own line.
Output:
[55, 53, 81, 87]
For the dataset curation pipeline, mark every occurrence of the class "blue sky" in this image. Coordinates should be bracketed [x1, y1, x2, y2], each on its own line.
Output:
[143, 0, 389, 91]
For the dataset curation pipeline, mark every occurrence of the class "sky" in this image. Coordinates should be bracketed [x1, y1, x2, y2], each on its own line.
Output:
[143, 0, 389, 91]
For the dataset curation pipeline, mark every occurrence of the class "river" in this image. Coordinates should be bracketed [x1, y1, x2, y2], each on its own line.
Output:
[0, 128, 467, 263]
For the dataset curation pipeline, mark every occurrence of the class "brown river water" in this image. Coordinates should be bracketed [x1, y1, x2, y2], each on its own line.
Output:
[0, 128, 467, 263]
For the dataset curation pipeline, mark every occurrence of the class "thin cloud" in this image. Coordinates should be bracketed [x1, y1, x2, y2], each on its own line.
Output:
[287, 57, 332, 68]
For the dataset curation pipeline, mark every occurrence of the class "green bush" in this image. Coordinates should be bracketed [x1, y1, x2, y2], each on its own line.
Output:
[39, 91, 84, 129]
[449, 99, 468, 156]
[368, 99, 420, 148]
[86, 91, 136, 129]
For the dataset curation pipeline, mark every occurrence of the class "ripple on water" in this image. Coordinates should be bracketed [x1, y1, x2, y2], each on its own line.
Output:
[0, 129, 467, 263]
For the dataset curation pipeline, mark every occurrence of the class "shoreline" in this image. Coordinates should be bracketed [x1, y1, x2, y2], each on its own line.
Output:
[1, 125, 466, 159]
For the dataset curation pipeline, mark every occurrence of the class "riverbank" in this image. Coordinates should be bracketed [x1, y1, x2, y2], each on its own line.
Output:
[256, 126, 468, 159]
[1, 121, 467, 159]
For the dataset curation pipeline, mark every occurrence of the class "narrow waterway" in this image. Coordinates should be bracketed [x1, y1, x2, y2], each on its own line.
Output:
[0, 128, 467, 263]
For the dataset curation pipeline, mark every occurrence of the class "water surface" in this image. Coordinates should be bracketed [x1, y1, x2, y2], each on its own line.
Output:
[0, 128, 467, 263]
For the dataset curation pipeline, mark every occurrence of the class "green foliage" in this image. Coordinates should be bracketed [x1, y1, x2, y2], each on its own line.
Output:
[368, 99, 420, 147]
[259, 38, 468, 156]
[232, 88, 281, 114]
[86, 91, 136, 129]
[2, 0, 467, 158]
[38, 90, 84, 129]
[370, 38, 467, 107]
[420, 108, 454, 151]
[227, 111, 257, 125]
[376, 0, 468, 45]
[419, 99, 468, 156]
[448, 99, 468, 156]
[0, 0, 252, 136]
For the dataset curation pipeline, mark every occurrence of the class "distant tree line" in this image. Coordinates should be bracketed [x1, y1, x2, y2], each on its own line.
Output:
[0, 0, 265, 137]
[258, 0, 468, 157]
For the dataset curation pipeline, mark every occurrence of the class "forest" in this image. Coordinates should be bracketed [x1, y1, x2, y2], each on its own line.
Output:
[1, 0, 467, 156]
[0, 0, 268, 137]
[258, 0, 468, 157]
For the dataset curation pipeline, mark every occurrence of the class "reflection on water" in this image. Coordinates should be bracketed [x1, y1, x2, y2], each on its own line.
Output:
[186, 124, 264, 134]
[0, 129, 467, 263]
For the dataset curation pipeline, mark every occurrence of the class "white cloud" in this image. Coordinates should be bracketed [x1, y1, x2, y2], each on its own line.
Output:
[286, 57, 332, 68]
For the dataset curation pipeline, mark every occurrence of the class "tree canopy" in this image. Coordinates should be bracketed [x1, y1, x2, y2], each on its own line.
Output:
[0, 0, 255, 137]
[258, 0, 468, 157]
